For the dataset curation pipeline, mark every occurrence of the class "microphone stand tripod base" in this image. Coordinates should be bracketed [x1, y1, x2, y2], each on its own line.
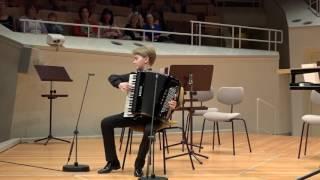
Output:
[139, 175, 168, 180]
[63, 163, 90, 172]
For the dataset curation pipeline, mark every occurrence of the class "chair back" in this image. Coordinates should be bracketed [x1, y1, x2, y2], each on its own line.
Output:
[177, 86, 185, 107]
[191, 87, 214, 102]
[217, 87, 244, 105]
[311, 90, 320, 105]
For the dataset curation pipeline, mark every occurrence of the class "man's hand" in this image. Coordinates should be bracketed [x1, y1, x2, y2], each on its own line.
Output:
[118, 82, 131, 93]
[168, 100, 177, 110]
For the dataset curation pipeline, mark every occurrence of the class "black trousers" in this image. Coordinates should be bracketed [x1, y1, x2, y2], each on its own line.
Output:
[101, 113, 158, 169]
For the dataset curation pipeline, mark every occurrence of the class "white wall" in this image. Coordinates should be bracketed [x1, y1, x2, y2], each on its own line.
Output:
[0, 25, 289, 139]
[277, 0, 320, 28]
[0, 36, 21, 142]
[288, 26, 320, 136]
[9, 47, 283, 138]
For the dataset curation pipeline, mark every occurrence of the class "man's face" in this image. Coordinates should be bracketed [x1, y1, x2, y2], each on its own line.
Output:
[132, 54, 149, 70]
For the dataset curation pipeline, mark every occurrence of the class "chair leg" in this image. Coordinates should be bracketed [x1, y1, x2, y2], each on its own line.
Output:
[231, 121, 235, 155]
[298, 122, 306, 159]
[164, 130, 169, 154]
[216, 122, 221, 145]
[119, 128, 125, 151]
[129, 129, 133, 154]
[213, 121, 216, 150]
[122, 129, 132, 170]
[304, 123, 310, 156]
[162, 130, 167, 174]
[199, 118, 206, 153]
[159, 131, 162, 151]
[241, 119, 252, 153]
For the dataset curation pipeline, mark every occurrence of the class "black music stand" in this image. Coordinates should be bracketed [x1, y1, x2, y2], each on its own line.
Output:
[169, 65, 214, 163]
[34, 65, 72, 145]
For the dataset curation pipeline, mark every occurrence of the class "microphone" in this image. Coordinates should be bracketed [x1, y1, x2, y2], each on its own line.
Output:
[63, 73, 93, 172]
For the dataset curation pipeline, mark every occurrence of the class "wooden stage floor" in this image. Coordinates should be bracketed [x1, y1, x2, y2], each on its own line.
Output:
[1, 132, 320, 180]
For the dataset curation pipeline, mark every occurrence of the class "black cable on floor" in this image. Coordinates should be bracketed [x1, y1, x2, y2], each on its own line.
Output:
[0, 160, 62, 172]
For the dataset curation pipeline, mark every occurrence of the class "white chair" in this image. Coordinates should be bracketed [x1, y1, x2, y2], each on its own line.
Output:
[184, 88, 219, 152]
[298, 90, 320, 158]
[200, 87, 252, 155]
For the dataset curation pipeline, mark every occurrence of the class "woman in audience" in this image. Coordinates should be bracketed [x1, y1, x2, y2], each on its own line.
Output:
[143, 13, 161, 41]
[124, 12, 144, 40]
[19, 4, 47, 34]
[0, 1, 14, 31]
[72, 6, 98, 37]
[99, 8, 121, 39]
[45, 12, 64, 34]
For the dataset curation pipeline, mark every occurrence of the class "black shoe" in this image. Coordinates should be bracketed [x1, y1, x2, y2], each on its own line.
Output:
[97, 161, 121, 174]
[134, 168, 143, 177]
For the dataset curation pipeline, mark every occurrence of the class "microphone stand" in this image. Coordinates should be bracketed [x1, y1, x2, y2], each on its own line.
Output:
[139, 73, 167, 180]
[63, 73, 94, 172]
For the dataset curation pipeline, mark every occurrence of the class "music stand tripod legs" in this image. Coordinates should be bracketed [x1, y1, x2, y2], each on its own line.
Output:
[34, 84, 70, 145]
[297, 168, 320, 179]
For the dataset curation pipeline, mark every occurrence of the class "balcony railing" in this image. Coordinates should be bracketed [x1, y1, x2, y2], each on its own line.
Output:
[19, 18, 282, 51]
[307, 0, 320, 16]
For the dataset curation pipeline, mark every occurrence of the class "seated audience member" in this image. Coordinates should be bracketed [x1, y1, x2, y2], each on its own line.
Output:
[45, 12, 64, 34]
[0, 1, 14, 30]
[124, 12, 144, 40]
[143, 13, 161, 41]
[72, 6, 98, 37]
[99, 8, 121, 39]
[19, 5, 47, 34]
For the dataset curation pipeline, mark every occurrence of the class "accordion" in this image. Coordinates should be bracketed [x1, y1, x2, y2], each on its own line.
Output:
[123, 71, 180, 121]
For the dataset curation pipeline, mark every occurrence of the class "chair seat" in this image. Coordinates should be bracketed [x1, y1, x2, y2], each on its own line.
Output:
[159, 120, 178, 129]
[130, 120, 177, 132]
[193, 108, 218, 116]
[302, 114, 320, 124]
[203, 112, 240, 121]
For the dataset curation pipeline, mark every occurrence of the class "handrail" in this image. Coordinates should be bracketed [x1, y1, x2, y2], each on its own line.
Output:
[190, 20, 283, 51]
[307, 0, 320, 16]
[19, 18, 192, 39]
[191, 20, 282, 32]
[19, 18, 282, 51]
[256, 98, 277, 134]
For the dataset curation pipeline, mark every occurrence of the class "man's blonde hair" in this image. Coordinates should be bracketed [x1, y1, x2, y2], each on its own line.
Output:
[132, 45, 157, 66]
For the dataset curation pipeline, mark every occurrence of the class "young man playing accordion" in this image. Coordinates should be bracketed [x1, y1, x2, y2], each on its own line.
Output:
[98, 45, 177, 177]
